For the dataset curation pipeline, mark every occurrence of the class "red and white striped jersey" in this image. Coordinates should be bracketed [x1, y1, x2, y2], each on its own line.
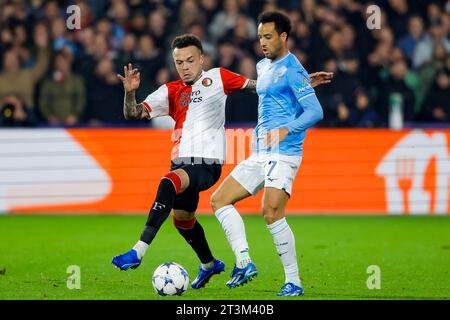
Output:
[143, 67, 249, 161]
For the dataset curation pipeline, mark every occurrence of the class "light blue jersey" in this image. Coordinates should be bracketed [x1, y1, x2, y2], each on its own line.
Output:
[254, 52, 323, 156]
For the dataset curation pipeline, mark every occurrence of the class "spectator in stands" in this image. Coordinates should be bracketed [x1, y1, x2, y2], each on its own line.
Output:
[10, 24, 31, 67]
[291, 20, 313, 58]
[51, 17, 77, 55]
[209, 0, 237, 37]
[187, 22, 216, 58]
[349, 88, 380, 128]
[418, 43, 449, 99]
[134, 34, 163, 88]
[300, 0, 318, 26]
[97, 16, 125, 52]
[386, 0, 410, 38]
[422, 68, 450, 122]
[39, 51, 86, 126]
[84, 59, 125, 126]
[147, 9, 168, 49]
[397, 16, 425, 61]
[223, 14, 257, 54]
[334, 51, 362, 106]
[107, 0, 128, 50]
[327, 94, 353, 128]
[378, 59, 416, 124]
[215, 39, 239, 71]
[115, 33, 137, 69]
[43, 0, 61, 24]
[200, 0, 221, 24]
[176, 0, 206, 35]
[413, 18, 450, 69]
[129, 10, 147, 37]
[209, 0, 253, 42]
[0, 23, 50, 109]
[0, 94, 36, 127]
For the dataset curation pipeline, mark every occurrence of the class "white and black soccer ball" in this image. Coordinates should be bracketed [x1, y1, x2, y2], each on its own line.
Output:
[152, 262, 189, 296]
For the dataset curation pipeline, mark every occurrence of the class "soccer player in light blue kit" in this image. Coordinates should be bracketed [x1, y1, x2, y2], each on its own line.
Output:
[211, 11, 326, 296]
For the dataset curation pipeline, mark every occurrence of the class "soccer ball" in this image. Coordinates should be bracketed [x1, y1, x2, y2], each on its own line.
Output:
[152, 262, 189, 296]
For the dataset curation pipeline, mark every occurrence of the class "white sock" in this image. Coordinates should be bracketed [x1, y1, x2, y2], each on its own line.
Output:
[133, 240, 148, 260]
[267, 218, 301, 286]
[201, 260, 215, 271]
[215, 205, 252, 268]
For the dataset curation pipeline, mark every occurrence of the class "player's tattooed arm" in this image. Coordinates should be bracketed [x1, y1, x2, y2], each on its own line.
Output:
[242, 79, 257, 93]
[118, 63, 150, 120]
[123, 91, 148, 120]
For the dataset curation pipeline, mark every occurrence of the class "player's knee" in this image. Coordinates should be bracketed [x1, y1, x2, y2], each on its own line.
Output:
[161, 172, 182, 194]
[210, 190, 226, 212]
[173, 210, 194, 221]
[172, 215, 196, 229]
[262, 207, 277, 224]
[262, 204, 282, 225]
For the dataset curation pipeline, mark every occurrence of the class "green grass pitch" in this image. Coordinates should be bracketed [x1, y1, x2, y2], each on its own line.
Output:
[0, 214, 449, 300]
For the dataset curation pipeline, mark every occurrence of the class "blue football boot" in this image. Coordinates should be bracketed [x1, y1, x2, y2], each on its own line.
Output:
[226, 262, 258, 288]
[112, 249, 142, 270]
[191, 259, 225, 289]
[277, 282, 304, 296]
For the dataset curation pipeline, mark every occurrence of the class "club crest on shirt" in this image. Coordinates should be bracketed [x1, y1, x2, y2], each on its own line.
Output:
[202, 78, 213, 87]
[273, 66, 287, 83]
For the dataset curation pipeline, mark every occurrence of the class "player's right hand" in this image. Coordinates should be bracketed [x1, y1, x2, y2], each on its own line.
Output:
[117, 63, 140, 92]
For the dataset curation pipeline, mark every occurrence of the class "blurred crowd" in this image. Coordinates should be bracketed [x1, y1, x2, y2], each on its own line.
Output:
[0, 0, 449, 128]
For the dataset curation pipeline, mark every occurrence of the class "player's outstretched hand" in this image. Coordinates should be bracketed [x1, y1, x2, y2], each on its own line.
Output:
[117, 63, 141, 92]
[309, 71, 334, 88]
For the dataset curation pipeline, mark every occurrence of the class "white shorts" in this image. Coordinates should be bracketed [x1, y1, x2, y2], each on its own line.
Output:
[230, 153, 302, 196]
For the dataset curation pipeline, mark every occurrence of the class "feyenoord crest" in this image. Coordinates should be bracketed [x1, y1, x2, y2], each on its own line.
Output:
[202, 78, 213, 87]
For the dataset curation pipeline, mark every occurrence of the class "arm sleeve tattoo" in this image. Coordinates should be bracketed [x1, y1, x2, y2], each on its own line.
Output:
[242, 79, 257, 93]
[123, 91, 148, 120]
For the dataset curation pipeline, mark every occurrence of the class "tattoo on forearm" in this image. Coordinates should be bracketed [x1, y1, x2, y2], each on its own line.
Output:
[124, 91, 144, 120]
[243, 79, 257, 92]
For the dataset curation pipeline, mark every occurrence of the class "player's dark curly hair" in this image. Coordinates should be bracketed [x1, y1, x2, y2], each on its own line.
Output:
[171, 34, 203, 53]
[258, 11, 292, 39]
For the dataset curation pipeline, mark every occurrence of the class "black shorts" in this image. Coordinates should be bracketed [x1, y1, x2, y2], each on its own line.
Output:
[170, 157, 223, 213]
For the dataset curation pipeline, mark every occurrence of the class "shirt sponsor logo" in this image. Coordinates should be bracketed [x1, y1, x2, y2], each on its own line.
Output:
[298, 77, 312, 93]
[180, 90, 203, 106]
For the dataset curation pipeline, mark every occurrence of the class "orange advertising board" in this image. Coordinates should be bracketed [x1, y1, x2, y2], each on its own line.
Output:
[2, 128, 448, 215]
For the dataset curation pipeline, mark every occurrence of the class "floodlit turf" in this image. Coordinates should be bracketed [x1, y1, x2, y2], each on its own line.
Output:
[0, 214, 449, 300]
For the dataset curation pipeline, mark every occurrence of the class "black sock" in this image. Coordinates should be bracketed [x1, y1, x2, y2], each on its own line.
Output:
[174, 218, 214, 264]
[140, 178, 177, 244]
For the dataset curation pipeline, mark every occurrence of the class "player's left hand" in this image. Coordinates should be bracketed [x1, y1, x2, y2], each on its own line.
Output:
[263, 127, 289, 148]
[309, 72, 334, 88]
